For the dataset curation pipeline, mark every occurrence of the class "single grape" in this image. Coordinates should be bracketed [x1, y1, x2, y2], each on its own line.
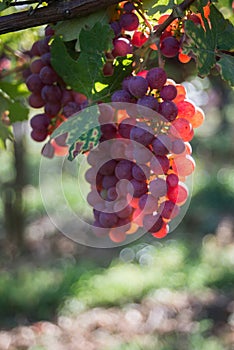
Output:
[115, 159, 133, 180]
[150, 155, 170, 175]
[45, 102, 61, 116]
[143, 213, 164, 233]
[30, 113, 50, 129]
[170, 118, 192, 140]
[160, 37, 180, 58]
[160, 84, 177, 100]
[118, 118, 136, 138]
[166, 173, 179, 188]
[137, 95, 159, 111]
[30, 59, 45, 74]
[123, 2, 135, 12]
[159, 100, 178, 122]
[152, 134, 172, 156]
[159, 200, 180, 219]
[132, 31, 148, 47]
[167, 182, 188, 205]
[31, 128, 48, 142]
[111, 89, 132, 103]
[54, 133, 68, 147]
[149, 177, 167, 198]
[146, 67, 167, 90]
[26, 74, 44, 93]
[99, 160, 117, 176]
[132, 164, 150, 181]
[39, 66, 58, 85]
[130, 178, 148, 198]
[41, 142, 55, 158]
[112, 38, 133, 57]
[28, 93, 45, 108]
[128, 76, 148, 98]
[100, 123, 117, 140]
[130, 122, 154, 146]
[139, 193, 158, 213]
[99, 212, 119, 228]
[102, 175, 118, 189]
[110, 21, 122, 36]
[63, 102, 80, 118]
[171, 138, 186, 154]
[41, 85, 62, 103]
[119, 13, 139, 31]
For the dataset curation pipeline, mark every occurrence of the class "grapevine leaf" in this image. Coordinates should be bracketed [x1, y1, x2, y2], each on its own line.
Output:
[217, 54, 234, 86]
[50, 105, 100, 160]
[184, 20, 216, 76]
[184, 5, 234, 78]
[51, 23, 114, 98]
[54, 10, 109, 52]
[68, 127, 101, 161]
[93, 57, 134, 102]
[0, 121, 13, 148]
[0, 83, 29, 122]
[143, 0, 176, 16]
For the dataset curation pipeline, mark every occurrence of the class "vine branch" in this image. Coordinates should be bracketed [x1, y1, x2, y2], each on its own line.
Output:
[0, 0, 120, 35]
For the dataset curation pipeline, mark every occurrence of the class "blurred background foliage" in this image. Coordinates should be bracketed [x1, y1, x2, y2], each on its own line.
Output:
[0, 2, 233, 349]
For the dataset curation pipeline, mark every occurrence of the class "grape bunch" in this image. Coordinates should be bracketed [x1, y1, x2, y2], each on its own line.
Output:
[103, 1, 211, 73]
[24, 25, 88, 156]
[85, 67, 204, 242]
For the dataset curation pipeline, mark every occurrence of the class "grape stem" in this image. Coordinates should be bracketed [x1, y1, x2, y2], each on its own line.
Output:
[141, 0, 197, 49]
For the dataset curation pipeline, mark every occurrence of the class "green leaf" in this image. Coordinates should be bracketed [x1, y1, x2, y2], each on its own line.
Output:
[217, 54, 234, 86]
[93, 57, 134, 102]
[143, 0, 176, 16]
[0, 121, 13, 148]
[50, 105, 100, 160]
[54, 10, 109, 52]
[51, 23, 114, 99]
[68, 127, 101, 161]
[0, 82, 29, 122]
[184, 4, 234, 78]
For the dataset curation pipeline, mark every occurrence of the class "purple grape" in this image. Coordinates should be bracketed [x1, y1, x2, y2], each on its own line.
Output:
[100, 123, 117, 140]
[119, 13, 139, 31]
[30, 59, 45, 74]
[63, 102, 80, 118]
[118, 118, 136, 138]
[41, 52, 51, 65]
[143, 213, 163, 233]
[123, 2, 135, 12]
[132, 164, 149, 181]
[160, 37, 180, 58]
[150, 155, 170, 175]
[137, 95, 159, 111]
[149, 178, 167, 198]
[26, 74, 44, 93]
[110, 21, 122, 36]
[128, 76, 148, 98]
[41, 85, 62, 103]
[39, 66, 58, 85]
[130, 178, 148, 197]
[116, 204, 133, 219]
[30, 113, 50, 129]
[152, 134, 172, 156]
[112, 37, 133, 57]
[166, 173, 179, 188]
[37, 37, 50, 55]
[107, 187, 118, 201]
[146, 67, 167, 90]
[99, 160, 117, 176]
[171, 138, 186, 154]
[111, 90, 132, 103]
[102, 175, 118, 189]
[160, 84, 177, 100]
[139, 193, 158, 213]
[130, 122, 154, 146]
[115, 159, 133, 180]
[159, 200, 180, 219]
[28, 93, 45, 108]
[159, 100, 178, 122]
[45, 102, 61, 116]
[31, 128, 48, 142]
[99, 212, 118, 228]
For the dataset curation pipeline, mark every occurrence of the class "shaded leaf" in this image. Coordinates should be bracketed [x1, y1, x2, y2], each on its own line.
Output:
[50, 105, 100, 160]
[143, 0, 176, 16]
[217, 54, 234, 86]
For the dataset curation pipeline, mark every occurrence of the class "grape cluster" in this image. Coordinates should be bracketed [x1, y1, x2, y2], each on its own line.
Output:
[85, 67, 204, 242]
[25, 26, 88, 156]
